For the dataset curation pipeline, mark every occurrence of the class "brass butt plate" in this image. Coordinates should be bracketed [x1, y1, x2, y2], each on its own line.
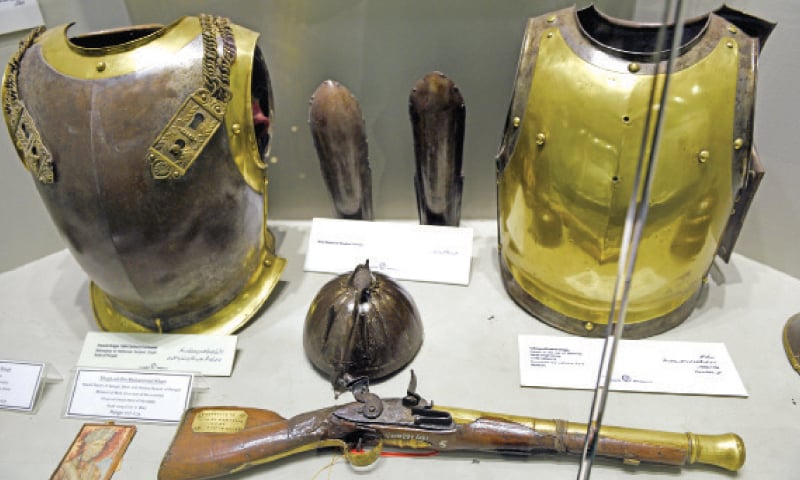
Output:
[782, 313, 800, 374]
[90, 250, 286, 335]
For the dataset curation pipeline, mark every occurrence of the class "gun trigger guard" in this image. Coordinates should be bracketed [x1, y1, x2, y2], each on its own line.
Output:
[342, 436, 384, 467]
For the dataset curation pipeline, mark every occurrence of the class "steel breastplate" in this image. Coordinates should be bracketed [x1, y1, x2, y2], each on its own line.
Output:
[496, 6, 771, 337]
[2, 16, 285, 333]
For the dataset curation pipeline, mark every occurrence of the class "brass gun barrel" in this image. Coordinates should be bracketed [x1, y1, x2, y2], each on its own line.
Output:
[438, 405, 745, 471]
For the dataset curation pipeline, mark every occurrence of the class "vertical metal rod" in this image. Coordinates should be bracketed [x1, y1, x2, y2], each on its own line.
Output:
[576, 1, 685, 478]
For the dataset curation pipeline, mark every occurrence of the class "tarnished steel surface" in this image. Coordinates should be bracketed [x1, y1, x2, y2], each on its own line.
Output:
[1, 17, 285, 333]
[409, 71, 465, 226]
[309, 80, 373, 220]
[496, 6, 772, 337]
[303, 262, 423, 386]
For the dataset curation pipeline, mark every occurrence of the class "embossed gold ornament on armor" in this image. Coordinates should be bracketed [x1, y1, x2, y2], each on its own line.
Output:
[495, 6, 773, 338]
[2, 16, 286, 333]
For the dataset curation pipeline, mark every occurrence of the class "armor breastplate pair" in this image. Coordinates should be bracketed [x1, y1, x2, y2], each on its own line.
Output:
[497, 6, 772, 337]
[2, 16, 285, 333]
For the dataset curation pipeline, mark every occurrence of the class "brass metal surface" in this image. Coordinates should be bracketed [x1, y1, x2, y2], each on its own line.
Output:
[783, 313, 800, 374]
[148, 88, 225, 179]
[192, 410, 248, 433]
[497, 9, 744, 336]
[40, 18, 195, 78]
[437, 405, 745, 471]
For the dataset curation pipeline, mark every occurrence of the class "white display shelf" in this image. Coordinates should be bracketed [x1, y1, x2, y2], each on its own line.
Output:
[0, 220, 798, 479]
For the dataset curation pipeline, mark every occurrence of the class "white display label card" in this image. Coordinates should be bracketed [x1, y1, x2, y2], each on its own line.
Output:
[305, 217, 473, 285]
[518, 335, 748, 397]
[0, 0, 44, 35]
[66, 368, 193, 423]
[77, 332, 237, 377]
[0, 360, 45, 411]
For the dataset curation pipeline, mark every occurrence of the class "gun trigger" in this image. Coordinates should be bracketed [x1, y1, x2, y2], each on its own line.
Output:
[343, 436, 384, 467]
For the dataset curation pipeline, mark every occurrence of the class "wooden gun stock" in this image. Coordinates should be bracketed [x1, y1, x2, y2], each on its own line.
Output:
[158, 406, 347, 480]
[159, 403, 745, 480]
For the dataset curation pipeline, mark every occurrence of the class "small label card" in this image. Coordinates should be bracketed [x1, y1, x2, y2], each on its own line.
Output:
[0, 0, 44, 35]
[0, 360, 45, 411]
[77, 332, 237, 377]
[519, 335, 748, 397]
[66, 368, 193, 423]
[305, 217, 473, 285]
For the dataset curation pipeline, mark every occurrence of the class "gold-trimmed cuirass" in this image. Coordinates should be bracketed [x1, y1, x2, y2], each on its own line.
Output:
[2, 16, 286, 333]
[496, 6, 772, 337]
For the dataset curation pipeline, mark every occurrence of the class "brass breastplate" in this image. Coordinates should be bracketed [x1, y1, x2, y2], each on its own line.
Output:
[496, 6, 770, 337]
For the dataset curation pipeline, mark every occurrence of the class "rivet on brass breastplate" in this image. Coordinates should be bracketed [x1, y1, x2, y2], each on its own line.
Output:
[733, 138, 744, 150]
[698, 150, 710, 163]
[95, 61, 106, 72]
[513, 116, 521, 128]
[547, 15, 556, 23]
[535, 133, 546, 146]
[726, 41, 734, 48]
[546, 32, 553, 39]
[584, 322, 595, 332]
[232, 123, 242, 134]
[728, 25, 738, 34]
[628, 63, 640, 73]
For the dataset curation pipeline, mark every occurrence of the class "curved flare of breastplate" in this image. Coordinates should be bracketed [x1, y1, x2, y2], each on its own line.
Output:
[496, 6, 773, 338]
[2, 16, 286, 333]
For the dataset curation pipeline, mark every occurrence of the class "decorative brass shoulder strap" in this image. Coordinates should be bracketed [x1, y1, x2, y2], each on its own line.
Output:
[3, 26, 54, 184]
[147, 14, 237, 179]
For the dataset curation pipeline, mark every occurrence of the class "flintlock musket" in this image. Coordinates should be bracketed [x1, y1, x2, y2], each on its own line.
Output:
[158, 372, 744, 479]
